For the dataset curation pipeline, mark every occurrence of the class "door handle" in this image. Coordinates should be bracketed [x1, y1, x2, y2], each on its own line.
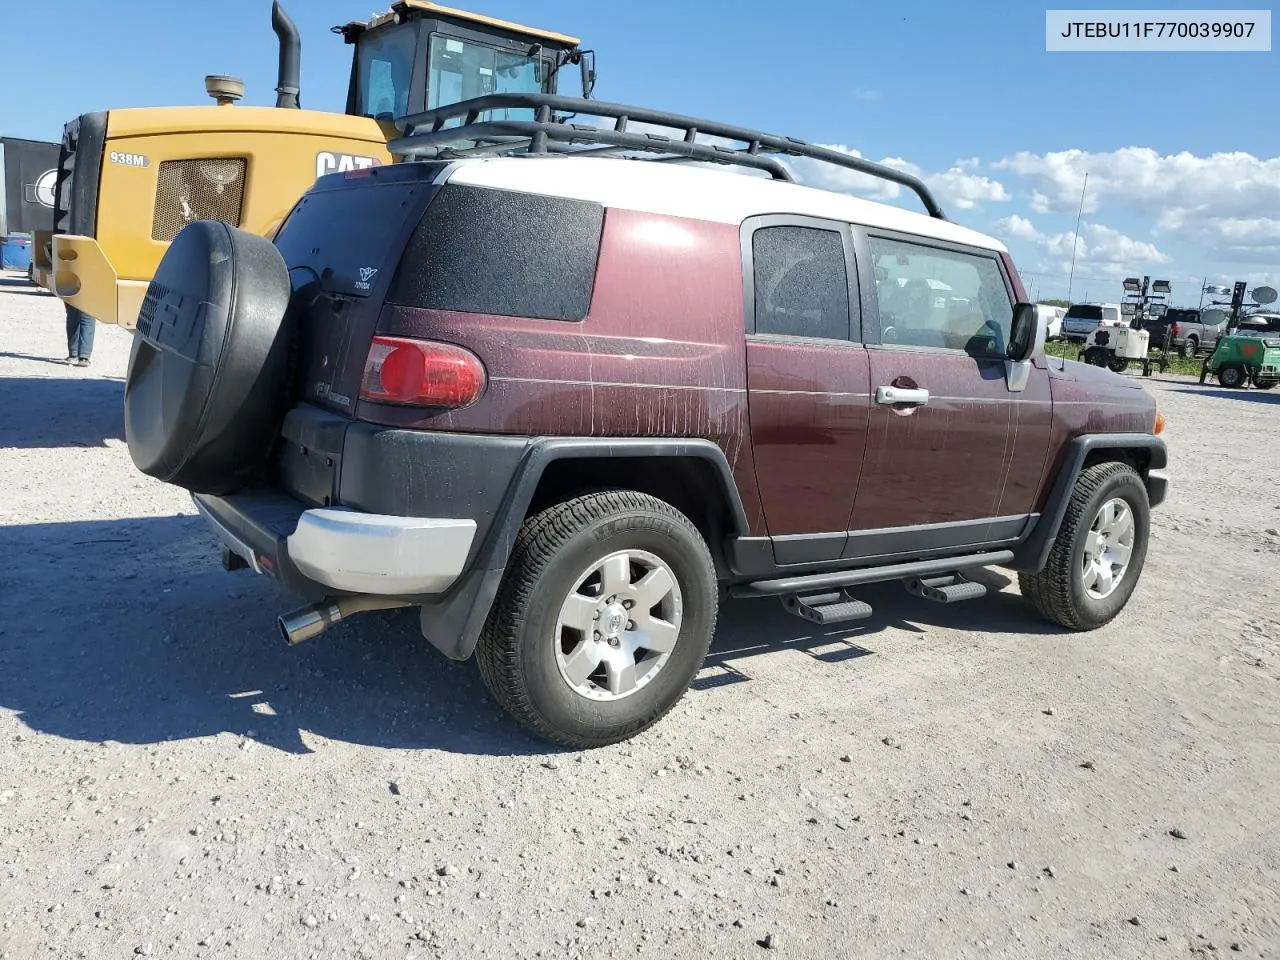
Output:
[876, 385, 930, 406]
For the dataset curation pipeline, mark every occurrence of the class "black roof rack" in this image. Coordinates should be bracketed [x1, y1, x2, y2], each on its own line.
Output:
[388, 93, 947, 221]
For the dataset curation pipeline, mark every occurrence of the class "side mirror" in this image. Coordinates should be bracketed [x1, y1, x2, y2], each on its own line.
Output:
[1008, 301, 1043, 362]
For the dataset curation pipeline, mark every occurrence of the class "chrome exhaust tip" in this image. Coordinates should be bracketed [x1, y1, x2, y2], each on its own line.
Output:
[278, 602, 340, 646]
[277, 596, 415, 646]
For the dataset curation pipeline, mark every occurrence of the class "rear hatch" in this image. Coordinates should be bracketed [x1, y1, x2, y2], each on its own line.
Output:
[271, 161, 447, 415]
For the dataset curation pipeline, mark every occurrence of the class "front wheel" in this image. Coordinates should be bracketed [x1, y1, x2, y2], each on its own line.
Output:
[1018, 461, 1151, 631]
[1255, 378, 1278, 390]
[1107, 357, 1128, 373]
[1218, 364, 1247, 389]
[476, 490, 718, 749]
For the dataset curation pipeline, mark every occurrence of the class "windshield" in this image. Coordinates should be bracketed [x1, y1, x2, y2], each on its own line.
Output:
[427, 33, 549, 121]
[355, 24, 417, 118]
[1064, 305, 1102, 321]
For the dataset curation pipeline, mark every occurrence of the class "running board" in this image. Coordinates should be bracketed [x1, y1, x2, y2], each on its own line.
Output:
[904, 573, 988, 604]
[730, 550, 1014, 599]
[782, 591, 873, 625]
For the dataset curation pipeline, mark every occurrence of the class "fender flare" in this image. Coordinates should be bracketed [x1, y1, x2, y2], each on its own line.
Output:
[417, 437, 749, 660]
[1011, 433, 1167, 572]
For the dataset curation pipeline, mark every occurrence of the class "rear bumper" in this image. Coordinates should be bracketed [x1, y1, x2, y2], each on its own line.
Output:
[194, 488, 476, 599]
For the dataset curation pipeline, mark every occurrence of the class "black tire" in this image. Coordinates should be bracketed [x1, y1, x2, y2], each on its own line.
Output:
[1180, 337, 1198, 359]
[1107, 357, 1128, 373]
[475, 490, 718, 749]
[123, 220, 295, 495]
[1018, 461, 1151, 631]
[1217, 364, 1246, 389]
[1255, 378, 1278, 390]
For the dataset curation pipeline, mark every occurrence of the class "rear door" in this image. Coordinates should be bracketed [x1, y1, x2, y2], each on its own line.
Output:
[843, 229, 1052, 562]
[742, 216, 871, 565]
[271, 164, 445, 415]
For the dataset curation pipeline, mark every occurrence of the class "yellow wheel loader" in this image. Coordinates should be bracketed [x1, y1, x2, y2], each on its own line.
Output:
[36, 1, 594, 329]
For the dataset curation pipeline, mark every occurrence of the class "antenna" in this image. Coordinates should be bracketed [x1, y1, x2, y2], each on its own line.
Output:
[1061, 171, 1088, 373]
[1065, 171, 1088, 304]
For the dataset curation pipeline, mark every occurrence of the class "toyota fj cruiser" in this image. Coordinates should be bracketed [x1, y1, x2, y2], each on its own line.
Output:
[122, 94, 1168, 749]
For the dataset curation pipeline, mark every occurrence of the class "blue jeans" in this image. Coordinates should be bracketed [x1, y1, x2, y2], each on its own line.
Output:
[66, 306, 94, 359]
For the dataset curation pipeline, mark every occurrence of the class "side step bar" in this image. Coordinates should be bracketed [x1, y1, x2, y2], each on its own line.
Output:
[904, 573, 988, 604]
[731, 550, 1014, 599]
[782, 591, 873, 625]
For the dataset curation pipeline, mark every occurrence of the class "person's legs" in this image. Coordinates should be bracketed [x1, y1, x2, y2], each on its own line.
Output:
[64, 305, 80, 361]
[75, 311, 95, 365]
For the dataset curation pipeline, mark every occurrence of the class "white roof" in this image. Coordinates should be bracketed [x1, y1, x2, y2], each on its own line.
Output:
[440, 156, 1007, 253]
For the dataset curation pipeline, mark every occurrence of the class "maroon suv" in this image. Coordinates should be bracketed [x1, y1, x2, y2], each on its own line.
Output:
[121, 95, 1168, 749]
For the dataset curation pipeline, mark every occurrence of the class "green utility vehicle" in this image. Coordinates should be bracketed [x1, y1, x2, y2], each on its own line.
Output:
[1199, 328, 1280, 389]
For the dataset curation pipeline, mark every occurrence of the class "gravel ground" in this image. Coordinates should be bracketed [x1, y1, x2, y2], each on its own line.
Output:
[2, 272, 1279, 960]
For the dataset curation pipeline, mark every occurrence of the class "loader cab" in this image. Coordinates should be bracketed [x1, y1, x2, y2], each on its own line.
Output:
[338, 1, 593, 123]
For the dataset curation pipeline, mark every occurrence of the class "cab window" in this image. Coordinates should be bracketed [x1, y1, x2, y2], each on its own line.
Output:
[869, 235, 1012, 354]
[427, 34, 550, 122]
[355, 25, 418, 119]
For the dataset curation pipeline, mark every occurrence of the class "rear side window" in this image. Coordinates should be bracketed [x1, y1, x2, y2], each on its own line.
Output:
[751, 225, 851, 340]
[1065, 305, 1102, 320]
[388, 184, 603, 321]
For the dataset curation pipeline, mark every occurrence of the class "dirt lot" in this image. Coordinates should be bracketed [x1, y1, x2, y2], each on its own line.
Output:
[1, 273, 1278, 960]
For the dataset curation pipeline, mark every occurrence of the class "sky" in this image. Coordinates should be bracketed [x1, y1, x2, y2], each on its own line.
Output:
[2, 0, 1278, 305]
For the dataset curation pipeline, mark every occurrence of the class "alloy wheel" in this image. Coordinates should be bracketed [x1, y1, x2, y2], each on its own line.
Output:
[554, 549, 684, 701]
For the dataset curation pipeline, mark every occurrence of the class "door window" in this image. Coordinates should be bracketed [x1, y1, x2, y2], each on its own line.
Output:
[868, 235, 1012, 354]
[752, 226, 852, 341]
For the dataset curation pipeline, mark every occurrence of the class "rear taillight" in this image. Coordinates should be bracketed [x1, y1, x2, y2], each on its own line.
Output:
[1170, 323, 1179, 336]
[359, 336, 487, 408]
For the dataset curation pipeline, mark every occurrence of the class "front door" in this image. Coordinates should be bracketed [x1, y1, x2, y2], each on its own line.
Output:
[844, 230, 1052, 562]
[742, 216, 871, 566]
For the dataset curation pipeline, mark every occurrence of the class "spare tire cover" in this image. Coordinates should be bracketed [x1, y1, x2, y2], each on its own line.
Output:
[124, 220, 294, 495]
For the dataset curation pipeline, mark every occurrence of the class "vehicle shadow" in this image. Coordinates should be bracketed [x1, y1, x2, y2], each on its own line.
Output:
[0, 514, 1059, 757]
[700, 567, 1061, 688]
[0, 376, 125, 448]
[1172, 386, 1280, 406]
[0, 515, 552, 758]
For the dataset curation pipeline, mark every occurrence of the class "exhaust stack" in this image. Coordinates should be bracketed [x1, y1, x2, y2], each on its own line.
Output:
[278, 596, 413, 645]
[272, 1, 301, 109]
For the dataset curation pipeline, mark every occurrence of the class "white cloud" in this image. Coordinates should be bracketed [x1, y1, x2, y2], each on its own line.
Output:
[1029, 190, 1053, 215]
[992, 216, 1168, 268]
[993, 147, 1280, 218]
[1198, 217, 1280, 251]
[994, 214, 1041, 241]
[783, 145, 1010, 212]
[851, 88, 880, 101]
[929, 166, 1010, 209]
[993, 146, 1280, 264]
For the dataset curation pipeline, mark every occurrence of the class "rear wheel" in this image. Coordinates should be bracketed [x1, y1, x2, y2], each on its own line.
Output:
[1180, 337, 1198, 359]
[1217, 364, 1247, 389]
[1107, 357, 1128, 373]
[1019, 460, 1150, 631]
[476, 490, 718, 749]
